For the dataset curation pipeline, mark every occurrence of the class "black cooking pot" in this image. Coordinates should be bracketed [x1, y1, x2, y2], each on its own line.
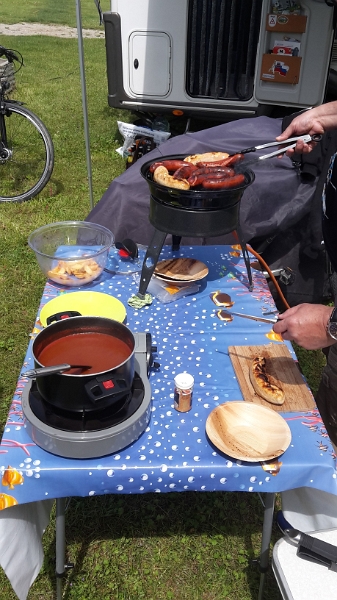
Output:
[140, 154, 255, 210]
[31, 316, 135, 412]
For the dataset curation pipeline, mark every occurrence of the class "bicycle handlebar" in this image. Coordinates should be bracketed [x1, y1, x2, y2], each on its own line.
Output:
[0, 45, 24, 70]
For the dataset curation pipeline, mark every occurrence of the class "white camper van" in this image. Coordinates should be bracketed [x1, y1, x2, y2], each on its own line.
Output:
[103, 0, 336, 120]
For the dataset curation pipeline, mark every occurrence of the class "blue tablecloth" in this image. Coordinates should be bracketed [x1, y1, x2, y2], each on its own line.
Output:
[1, 245, 336, 509]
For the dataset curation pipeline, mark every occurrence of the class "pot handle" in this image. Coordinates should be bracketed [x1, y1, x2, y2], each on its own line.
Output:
[84, 375, 132, 405]
[46, 311, 82, 325]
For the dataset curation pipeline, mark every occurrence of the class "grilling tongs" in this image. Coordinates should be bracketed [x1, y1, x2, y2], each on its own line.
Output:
[234, 133, 322, 160]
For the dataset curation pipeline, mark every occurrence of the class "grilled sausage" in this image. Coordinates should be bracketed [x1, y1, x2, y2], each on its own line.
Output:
[149, 160, 191, 173]
[172, 164, 198, 180]
[188, 167, 235, 187]
[201, 174, 246, 189]
[191, 166, 235, 176]
[223, 153, 244, 166]
[188, 171, 235, 187]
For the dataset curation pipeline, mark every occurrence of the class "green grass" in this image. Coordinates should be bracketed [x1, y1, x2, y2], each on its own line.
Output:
[0, 34, 130, 431]
[1, 0, 111, 29]
[0, 492, 283, 600]
[293, 343, 327, 396]
[0, 4, 327, 599]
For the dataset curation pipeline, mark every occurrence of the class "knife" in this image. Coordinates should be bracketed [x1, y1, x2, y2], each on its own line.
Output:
[218, 310, 279, 324]
[285, 528, 337, 571]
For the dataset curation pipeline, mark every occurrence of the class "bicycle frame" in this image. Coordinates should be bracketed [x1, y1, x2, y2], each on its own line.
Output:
[0, 91, 9, 159]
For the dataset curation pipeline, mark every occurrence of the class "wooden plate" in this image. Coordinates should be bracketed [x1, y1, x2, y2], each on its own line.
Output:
[154, 258, 209, 282]
[206, 401, 291, 462]
[153, 273, 196, 287]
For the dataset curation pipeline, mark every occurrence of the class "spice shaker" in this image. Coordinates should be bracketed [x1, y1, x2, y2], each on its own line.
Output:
[174, 373, 194, 412]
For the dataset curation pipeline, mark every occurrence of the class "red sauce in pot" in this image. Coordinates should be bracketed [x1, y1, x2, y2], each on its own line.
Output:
[36, 332, 132, 375]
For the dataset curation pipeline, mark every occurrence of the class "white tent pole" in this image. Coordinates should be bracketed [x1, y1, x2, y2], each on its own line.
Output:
[75, 0, 94, 210]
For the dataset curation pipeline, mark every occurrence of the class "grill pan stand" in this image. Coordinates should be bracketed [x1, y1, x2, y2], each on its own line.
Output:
[137, 160, 255, 298]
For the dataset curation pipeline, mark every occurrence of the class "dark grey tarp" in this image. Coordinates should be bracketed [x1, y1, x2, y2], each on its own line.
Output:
[86, 115, 330, 306]
[86, 116, 316, 247]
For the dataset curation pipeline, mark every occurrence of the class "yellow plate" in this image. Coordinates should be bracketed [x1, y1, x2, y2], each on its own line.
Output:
[206, 401, 291, 462]
[39, 291, 126, 327]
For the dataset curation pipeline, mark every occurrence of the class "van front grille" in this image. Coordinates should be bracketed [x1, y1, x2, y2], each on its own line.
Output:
[186, 0, 262, 101]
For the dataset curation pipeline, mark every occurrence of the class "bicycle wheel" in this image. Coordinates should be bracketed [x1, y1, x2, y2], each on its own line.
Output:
[0, 101, 54, 202]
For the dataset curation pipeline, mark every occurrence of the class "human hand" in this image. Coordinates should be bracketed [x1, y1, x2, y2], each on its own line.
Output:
[273, 303, 335, 350]
[276, 111, 324, 157]
[275, 101, 337, 156]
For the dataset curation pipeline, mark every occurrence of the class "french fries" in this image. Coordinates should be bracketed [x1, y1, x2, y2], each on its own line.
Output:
[47, 258, 102, 285]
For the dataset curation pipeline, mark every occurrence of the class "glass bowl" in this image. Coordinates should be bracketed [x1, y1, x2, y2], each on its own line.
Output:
[28, 221, 114, 286]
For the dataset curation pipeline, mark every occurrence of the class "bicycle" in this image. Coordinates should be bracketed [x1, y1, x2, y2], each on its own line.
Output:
[0, 44, 54, 202]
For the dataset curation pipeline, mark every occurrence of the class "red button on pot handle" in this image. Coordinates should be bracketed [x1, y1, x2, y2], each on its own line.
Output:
[84, 376, 131, 405]
[102, 380, 115, 390]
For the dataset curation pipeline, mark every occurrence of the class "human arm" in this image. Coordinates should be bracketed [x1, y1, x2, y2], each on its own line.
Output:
[273, 303, 336, 350]
[276, 101, 337, 156]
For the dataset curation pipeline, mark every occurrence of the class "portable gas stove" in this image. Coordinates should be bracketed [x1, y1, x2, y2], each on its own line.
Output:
[22, 333, 155, 459]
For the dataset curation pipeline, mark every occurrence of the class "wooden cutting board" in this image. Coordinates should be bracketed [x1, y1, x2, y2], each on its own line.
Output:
[228, 343, 315, 412]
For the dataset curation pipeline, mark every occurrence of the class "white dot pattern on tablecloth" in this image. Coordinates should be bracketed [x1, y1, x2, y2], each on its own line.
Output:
[1, 246, 336, 505]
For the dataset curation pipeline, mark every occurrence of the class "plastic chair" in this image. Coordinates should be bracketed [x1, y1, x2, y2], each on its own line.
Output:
[272, 528, 337, 599]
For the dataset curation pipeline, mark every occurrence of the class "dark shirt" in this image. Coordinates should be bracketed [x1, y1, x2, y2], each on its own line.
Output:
[322, 151, 337, 272]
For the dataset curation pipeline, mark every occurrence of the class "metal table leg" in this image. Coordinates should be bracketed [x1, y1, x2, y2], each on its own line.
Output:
[172, 235, 181, 251]
[258, 492, 276, 600]
[55, 497, 66, 599]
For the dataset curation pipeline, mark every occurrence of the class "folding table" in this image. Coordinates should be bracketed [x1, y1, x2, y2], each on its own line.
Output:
[1, 245, 336, 600]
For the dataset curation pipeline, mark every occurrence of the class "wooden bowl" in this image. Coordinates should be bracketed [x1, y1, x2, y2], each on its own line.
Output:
[206, 401, 291, 462]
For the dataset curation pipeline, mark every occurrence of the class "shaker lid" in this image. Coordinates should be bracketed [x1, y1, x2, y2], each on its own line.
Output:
[174, 373, 194, 389]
